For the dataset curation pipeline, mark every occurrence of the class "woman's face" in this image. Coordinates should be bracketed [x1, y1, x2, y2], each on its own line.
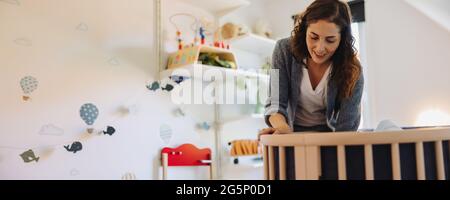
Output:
[306, 20, 341, 65]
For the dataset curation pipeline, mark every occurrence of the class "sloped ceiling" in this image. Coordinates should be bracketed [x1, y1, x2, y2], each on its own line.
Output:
[405, 0, 450, 31]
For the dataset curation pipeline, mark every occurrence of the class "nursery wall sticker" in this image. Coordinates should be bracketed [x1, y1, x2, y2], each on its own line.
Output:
[76, 23, 88, 31]
[162, 84, 174, 92]
[80, 103, 99, 133]
[169, 75, 189, 84]
[20, 149, 39, 163]
[103, 126, 116, 136]
[121, 172, 136, 180]
[196, 122, 211, 131]
[173, 107, 185, 117]
[20, 76, 38, 101]
[0, 0, 20, 5]
[14, 38, 32, 46]
[159, 124, 173, 145]
[38, 124, 64, 136]
[146, 81, 160, 91]
[64, 141, 82, 153]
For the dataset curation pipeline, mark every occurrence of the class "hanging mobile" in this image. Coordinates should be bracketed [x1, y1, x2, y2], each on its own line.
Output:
[176, 30, 183, 50]
[200, 27, 206, 45]
[169, 13, 199, 50]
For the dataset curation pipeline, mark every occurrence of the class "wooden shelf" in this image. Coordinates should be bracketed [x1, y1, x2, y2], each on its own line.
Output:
[160, 64, 269, 81]
[230, 33, 276, 56]
[182, 0, 250, 17]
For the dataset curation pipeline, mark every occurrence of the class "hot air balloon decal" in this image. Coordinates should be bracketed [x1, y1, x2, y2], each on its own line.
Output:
[159, 124, 173, 145]
[80, 103, 99, 133]
[20, 76, 38, 101]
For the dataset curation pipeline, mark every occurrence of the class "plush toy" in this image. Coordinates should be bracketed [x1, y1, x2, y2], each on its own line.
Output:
[221, 22, 239, 40]
[216, 22, 250, 42]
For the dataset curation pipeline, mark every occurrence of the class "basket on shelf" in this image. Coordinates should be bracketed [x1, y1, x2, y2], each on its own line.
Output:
[167, 45, 238, 70]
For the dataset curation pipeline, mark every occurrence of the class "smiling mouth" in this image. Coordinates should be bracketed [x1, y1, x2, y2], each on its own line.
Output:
[314, 51, 327, 58]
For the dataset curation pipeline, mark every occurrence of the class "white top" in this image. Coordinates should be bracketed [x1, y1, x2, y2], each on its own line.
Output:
[294, 65, 331, 127]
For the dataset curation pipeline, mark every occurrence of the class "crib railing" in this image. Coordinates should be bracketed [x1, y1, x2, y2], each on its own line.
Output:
[260, 127, 450, 180]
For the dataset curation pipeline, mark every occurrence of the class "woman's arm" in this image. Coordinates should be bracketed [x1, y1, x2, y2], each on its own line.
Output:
[335, 71, 364, 131]
[264, 39, 291, 128]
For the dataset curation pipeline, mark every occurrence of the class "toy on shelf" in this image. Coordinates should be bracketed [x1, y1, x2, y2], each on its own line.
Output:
[176, 30, 183, 50]
[167, 45, 238, 70]
[200, 27, 206, 45]
[161, 143, 213, 180]
[228, 139, 261, 165]
[169, 13, 199, 50]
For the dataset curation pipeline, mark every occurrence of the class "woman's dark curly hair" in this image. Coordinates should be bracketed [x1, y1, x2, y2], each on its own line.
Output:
[291, 0, 361, 100]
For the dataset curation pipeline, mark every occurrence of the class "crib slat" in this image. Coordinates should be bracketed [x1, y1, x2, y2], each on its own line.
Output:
[337, 145, 347, 180]
[279, 146, 287, 180]
[364, 144, 374, 180]
[317, 146, 322, 178]
[268, 146, 275, 180]
[415, 142, 425, 180]
[263, 145, 269, 180]
[435, 141, 445, 180]
[294, 146, 307, 180]
[391, 143, 401, 180]
[306, 146, 320, 180]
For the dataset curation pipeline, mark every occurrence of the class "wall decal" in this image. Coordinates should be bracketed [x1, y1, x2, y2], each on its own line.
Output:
[121, 172, 137, 180]
[196, 122, 211, 131]
[64, 141, 82, 153]
[80, 103, 99, 133]
[146, 81, 160, 91]
[103, 126, 115, 136]
[76, 23, 88, 31]
[169, 75, 189, 84]
[20, 76, 38, 101]
[159, 124, 173, 145]
[161, 84, 174, 92]
[14, 38, 32, 46]
[38, 124, 64, 136]
[20, 149, 39, 163]
[0, 0, 20, 5]
[173, 107, 185, 117]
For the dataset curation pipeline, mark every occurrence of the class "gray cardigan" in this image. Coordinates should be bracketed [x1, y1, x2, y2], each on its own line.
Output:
[264, 38, 364, 132]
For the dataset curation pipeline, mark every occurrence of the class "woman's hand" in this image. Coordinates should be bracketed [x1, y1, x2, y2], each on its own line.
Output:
[258, 125, 292, 141]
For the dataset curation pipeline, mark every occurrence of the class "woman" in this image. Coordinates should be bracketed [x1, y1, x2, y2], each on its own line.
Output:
[260, 0, 364, 179]
[262, 0, 363, 136]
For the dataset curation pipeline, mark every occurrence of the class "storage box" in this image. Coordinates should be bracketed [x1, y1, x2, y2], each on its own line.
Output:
[167, 45, 238, 69]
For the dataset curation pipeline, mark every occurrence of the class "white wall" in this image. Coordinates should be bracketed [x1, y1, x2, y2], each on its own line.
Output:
[365, 0, 450, 127]
[263, 0, 314, 39]
[0, 0, 211, 180]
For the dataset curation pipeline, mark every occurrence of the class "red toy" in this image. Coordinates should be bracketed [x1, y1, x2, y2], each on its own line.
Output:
[161, 143, 213, 179]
